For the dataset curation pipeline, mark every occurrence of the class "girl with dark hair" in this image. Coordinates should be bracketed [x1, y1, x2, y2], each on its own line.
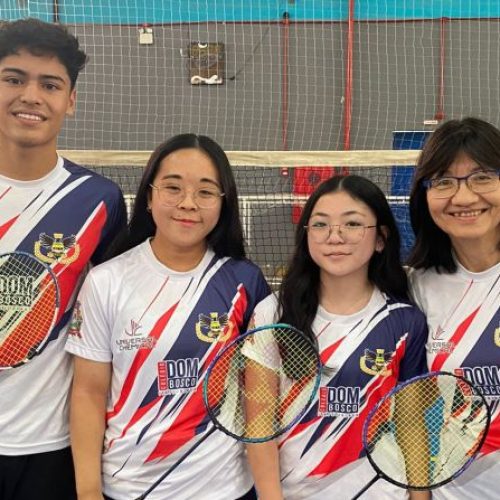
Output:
[66, 134, 269, 500]
[408, 117, 500, 499]
[247, 175, 428, 500]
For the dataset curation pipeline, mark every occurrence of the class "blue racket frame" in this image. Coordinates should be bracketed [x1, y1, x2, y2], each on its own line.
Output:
[359, 370, 491, 496]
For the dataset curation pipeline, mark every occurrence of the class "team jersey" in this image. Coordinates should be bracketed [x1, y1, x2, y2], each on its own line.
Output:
[250, 290, 428, 500]
[65, 240, 270, 500]
[409, 261, 500, 500]
[0, 156, 126, 455]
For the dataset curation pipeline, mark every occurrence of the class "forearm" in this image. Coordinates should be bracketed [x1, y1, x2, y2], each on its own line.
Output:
[70, 358, 111, 499]
[246, 441, 283, 500]
[409, 490, 432, 500]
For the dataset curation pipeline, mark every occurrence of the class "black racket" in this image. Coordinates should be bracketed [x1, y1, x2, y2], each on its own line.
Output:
[137, 323, 322, 499]
[352, 371, 491, 499]
[0, 251, 60, 369]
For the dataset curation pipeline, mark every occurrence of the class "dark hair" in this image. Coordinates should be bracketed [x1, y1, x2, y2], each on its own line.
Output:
[109, 134, 246, 260]
[278, 175, 408, 344]
[408, 117, 500, 273]
[0, 18, 87, 89]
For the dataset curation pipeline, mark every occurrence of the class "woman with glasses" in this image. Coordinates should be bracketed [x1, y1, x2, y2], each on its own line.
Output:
[247, 175, 428, 500]
[65, 134, 269, 500]
[408, 117, 500, 500]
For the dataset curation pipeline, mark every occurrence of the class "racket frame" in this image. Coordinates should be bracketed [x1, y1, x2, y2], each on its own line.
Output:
[362, 370, 491, 492]
[203, 322, 322, 443]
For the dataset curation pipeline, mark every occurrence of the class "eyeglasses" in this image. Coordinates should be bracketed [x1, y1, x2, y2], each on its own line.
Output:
[304, 222, 377, 244]
[150, 183, 225, 209]
[423, 169, 500, 199]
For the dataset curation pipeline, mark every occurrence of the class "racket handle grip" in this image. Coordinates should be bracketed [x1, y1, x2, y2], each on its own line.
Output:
[351, 474, 380, 500]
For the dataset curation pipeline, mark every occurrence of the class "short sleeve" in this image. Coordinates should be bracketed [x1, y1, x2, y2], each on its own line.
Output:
[65, 269, 114, 362]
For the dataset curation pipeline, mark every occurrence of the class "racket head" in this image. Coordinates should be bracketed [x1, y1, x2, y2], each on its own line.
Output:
[203, 323, 321, 443]
[0, 251, 60, 369]
[363, 370, 491, 491]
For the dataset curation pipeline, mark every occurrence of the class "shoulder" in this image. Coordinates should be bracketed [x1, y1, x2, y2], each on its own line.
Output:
[62, 158, 123, 197]
[252, 293, 279, 325]
[385, 293, 427, 324]
[222, 258, 268, 284]
[86, 243, 142, 283]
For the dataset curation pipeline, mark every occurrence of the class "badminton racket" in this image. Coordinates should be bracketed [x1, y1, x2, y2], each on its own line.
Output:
[137, 323, 321, 499]
[352, 371, 490, 499]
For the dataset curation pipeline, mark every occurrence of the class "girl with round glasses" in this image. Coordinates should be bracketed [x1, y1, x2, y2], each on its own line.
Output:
[247, 175, 428, 500]
[66, 134, 269, 500]
[408, 117, 500, 500]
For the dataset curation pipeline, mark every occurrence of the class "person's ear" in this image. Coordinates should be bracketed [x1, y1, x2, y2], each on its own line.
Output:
[375, 225, 388, 253]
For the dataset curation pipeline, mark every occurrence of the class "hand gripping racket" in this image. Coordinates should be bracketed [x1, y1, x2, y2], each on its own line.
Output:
[137, 323, 322, 499]
[352, 371, 491, 499]
[0, 252, 60, 369]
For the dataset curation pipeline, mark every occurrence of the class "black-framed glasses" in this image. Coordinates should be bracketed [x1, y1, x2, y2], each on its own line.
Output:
[304, 222, 377, 244]
[150, 183, 225, 209]
[423, 169, 500, 199]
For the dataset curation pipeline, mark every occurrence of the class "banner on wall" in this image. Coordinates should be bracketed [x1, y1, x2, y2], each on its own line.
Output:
[292, 166, 348, 223]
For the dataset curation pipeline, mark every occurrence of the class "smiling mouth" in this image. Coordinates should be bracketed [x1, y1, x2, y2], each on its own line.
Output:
[14, 112, 45, 122]
[449, 209, 486, 218]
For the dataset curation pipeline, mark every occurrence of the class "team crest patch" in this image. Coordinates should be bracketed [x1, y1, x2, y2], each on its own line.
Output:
[68, 300, 83, 338]
[360, 348, 393, 376]
[34, 232, 80, 264]
[196, 312, 233, 343]
[494, 325, 500, 348]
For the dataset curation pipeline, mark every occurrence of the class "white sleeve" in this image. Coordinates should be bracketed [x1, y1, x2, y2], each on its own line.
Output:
[65, 269, 113, 362]
[251, 292, 280, 327]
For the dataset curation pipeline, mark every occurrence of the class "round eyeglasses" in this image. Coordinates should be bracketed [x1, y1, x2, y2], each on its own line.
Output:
[304, 223, 377, 244]
[423, 169, 500, 199]
[150, 183, 225, 209]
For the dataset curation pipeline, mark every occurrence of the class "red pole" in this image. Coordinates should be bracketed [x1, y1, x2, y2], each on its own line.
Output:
[343, 0, 355, 151]
[282, 12, 290, 151]
[435, 17, 447, 121]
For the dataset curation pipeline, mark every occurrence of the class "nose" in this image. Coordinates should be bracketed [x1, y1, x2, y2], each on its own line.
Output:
[177, 189, 198, 209]
[451, 179, 479, 203]
[326, 225, 344, 243]
[19, 82, 42, 105]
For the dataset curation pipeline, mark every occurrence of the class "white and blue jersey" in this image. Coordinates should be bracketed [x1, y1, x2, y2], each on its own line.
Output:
[410, 261, 500, 500]
[0, 156, 126, 455]
[66, 240, 270, 500]
[251, 290, 428, 499]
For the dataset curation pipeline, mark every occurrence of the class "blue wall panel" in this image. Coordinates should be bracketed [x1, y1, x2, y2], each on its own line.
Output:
[4, 1, 500, 24]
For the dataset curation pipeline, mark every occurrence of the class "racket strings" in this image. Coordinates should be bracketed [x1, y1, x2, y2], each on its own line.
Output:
[366, 373, 489, 488]
[0, 254, 59, 367]
[205, 326, 319, 441]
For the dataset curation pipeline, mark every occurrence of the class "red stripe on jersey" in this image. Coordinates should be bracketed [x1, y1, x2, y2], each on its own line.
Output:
[145, 286, 248, 462]
[106, 302, 179, 422]
[431, 307, 480, 371]
[320, 336, 345, 365]
[0, 215, 18, 239]
[53, 202, 109, 319]
[308, 374, 396, 476]
[307, 339, 407, 476]
[280, 336, 346, 444]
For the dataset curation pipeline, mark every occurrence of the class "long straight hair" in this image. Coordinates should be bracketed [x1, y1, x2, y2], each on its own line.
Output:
[278, 175, 409, 344]
[108, 134, 245, 260]
[408, 117, 500, 272]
